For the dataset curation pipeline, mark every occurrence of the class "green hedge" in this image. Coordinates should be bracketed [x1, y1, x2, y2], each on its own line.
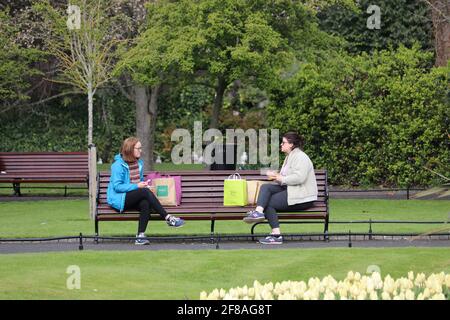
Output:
[267, 45, 449, 187]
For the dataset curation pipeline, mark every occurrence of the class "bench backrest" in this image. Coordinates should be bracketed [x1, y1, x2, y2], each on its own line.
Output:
[0, 152, 88, 174]
[97, 170, 328, 216]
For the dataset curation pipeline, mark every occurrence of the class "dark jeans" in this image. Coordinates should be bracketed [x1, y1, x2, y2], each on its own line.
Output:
[124, 188, 168, 234]
[256, 184, 315, 229]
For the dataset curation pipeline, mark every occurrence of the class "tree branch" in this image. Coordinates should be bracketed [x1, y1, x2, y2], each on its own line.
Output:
[1, 90, 83, 113]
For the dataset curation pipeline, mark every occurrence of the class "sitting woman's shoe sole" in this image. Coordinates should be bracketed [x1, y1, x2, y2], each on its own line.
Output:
[243, 216, 265, 224]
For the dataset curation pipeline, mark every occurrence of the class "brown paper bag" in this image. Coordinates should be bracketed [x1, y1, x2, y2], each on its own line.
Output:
[152, 177, 177, 206]
[247, 180, 271, 205]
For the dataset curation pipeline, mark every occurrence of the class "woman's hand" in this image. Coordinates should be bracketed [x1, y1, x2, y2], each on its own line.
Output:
[272, 174, 283, 182]
[267, 172, 283, 182]
[137, 181, 148, 189]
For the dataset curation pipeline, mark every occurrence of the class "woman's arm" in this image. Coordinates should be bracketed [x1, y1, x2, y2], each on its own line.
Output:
[111, 163, 139, 193]
[280, 152, 312, 186]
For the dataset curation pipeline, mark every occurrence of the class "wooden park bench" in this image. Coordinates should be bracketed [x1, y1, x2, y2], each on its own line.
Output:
[0, 152, 89, 196]
[95, 169, 329, 240]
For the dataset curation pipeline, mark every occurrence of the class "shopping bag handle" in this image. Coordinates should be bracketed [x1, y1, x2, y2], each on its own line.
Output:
[227, 173, 242, 180]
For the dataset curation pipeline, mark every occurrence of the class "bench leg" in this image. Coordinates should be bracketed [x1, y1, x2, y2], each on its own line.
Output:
[95, 219, 99, 244]
[250, 222, 263, 241]
[324, 216, 330, 242]
[210, 220, 215, 243]
[12, 183, 21, 196]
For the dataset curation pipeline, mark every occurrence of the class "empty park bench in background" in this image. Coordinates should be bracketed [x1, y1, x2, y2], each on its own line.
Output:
[0, 152, 89, 196]
[95, 169, 329, 240]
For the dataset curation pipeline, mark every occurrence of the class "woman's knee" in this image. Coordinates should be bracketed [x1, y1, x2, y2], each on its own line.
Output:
[264, 206, 276, 217]
[140, 188, 157, 200]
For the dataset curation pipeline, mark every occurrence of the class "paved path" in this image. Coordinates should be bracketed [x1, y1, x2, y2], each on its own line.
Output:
[1, 238, 449, 254]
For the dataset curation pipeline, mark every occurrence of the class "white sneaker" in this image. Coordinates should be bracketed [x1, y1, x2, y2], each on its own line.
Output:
[135, 233, 150, 245]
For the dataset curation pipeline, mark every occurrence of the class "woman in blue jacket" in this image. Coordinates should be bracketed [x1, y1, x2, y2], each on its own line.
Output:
[107, 137, 185, 245]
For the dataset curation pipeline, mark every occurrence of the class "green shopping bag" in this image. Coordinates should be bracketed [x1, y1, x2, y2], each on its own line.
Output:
[223, 173, 248, 206]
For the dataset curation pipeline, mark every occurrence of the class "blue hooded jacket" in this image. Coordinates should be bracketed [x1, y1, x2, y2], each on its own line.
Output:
[107, 154, 144, 212]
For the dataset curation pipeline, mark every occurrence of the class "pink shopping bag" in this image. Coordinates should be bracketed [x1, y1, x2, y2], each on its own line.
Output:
[146, 172, 182, 206]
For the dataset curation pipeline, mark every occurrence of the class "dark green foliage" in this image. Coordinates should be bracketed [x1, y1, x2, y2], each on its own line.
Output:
[0, 90, 135, 163]
[317, 0, 434, 53]
[267, 45, 449, 187]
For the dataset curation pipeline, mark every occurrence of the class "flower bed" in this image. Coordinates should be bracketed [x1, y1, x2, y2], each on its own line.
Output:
[200, 271, 450, 300]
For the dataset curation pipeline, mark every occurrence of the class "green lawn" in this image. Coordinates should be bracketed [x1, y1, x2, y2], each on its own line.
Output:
[0, 199, 448, 238]
[0, 248, 449, 299]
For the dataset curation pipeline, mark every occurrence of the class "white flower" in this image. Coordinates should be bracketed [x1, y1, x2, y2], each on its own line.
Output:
[208, 289, 220, 300]
[356, 291, 367, 300]
[425, 275, 442, 294]
[323, 290, 335, 300]
[422, 288, 431, 299]
[347, 271, 355, 281]
[369, 291, 378, 300]
[431, 293, 446, 300]
[200, 291, 208, 300]
[219, 288, 226, 299]
[445, 274, 450, 288]
[414, 273, 426, 287]
[366, 278, 375, 292]
[405, 290, 415, 300]
[393, 292, 405, 300]
[383, 275, 395, 294]
[381, 292, 391, 300]
[264, 282, 274, 292]
[338, 288, 348, 299]
[261, 289, 274, 300]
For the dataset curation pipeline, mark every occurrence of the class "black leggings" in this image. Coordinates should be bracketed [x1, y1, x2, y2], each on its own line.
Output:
[256, 184, 315, 229]
[124, 188, 168, 233]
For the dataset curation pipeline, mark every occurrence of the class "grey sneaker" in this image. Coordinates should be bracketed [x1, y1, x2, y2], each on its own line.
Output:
[135, 233, 150, 245]
[167, 216, 185, 228]
[259, 235, 283, 245]
[243, 210, 265, 224]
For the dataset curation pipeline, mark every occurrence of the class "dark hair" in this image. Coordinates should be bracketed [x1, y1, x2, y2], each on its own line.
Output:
[282, 132, 304, 150]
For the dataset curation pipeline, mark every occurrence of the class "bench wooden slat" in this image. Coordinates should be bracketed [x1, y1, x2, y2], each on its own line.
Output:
[0, 152, 89, 195]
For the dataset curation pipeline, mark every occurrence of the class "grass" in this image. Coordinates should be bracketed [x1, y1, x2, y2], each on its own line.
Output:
[0, 199, 448, 238]
[0, 248, 449, 299]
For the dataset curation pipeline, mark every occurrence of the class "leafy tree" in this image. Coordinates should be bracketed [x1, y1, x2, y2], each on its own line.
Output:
[268, 45, 449, 187]
[0, 9, 44, 109]
[119, 0, 338, 131]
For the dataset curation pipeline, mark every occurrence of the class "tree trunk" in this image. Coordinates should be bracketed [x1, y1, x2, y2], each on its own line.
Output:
[87, 83, 94, 146]
[134, 84, 160, 171]
[430, 0, 450, 66]
[209, 76, 227, 129]
[87, 83, 96, 220]
[134, 85, 152, 170]
[148, 84, 161, 169]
